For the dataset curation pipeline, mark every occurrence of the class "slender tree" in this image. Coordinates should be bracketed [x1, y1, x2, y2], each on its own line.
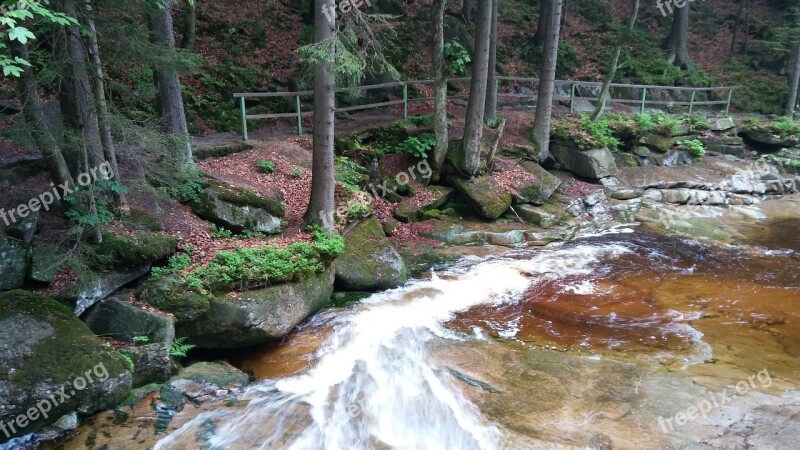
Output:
[459, 0, 492, 176]
[304, 0, 336, 230]
[147, 0, 193, 168]
[181, 0, 197, 50]
[663, 1, 695, 71]
[84, 0, 128, 212]
[462, 0, 471, 24]
[532, 0, 553, 47]
[431, 0, 449, 179]
[484, 0, 498, 125]
[529, 0, 562, 162]
[591, 0, 640, 121]
[786, 2, 800, 116]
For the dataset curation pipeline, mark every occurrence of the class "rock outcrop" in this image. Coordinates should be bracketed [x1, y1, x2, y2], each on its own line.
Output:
[335, 217, 408, 290]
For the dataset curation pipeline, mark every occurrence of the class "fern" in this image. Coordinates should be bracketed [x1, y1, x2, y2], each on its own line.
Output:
[170, 337, 196, 359]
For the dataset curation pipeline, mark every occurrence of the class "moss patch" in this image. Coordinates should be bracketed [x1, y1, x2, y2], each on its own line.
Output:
[89, 231, 177, 269]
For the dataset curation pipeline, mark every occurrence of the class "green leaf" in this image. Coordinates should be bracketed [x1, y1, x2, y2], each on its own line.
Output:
[2, 65, 22, 77]
[8, 26, 35, 44]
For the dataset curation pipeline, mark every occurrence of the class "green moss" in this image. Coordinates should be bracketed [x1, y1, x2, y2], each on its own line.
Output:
[171, 361, 249, 388]
[138, 275, 212, 322]
[122, 208, 163, 232]
[207, 181, 285, 217]
[89, 231, 177, 269]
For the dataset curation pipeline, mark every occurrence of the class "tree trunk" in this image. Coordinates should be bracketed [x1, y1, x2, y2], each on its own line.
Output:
[532, 0, 553, 47]
[459, 0, 492, 176]
[84, 0, 128, 213]
[147, 0, 193, 168]
[729, 0, 745, 61]
[304, 0, 336, 231]
[64, 0, 104, 243]
[181, 1, 197, 50]
[529, 0, 563, 162]
[484, 0, 498, 125]
[664, 1, 695, 71]
[591, 0, 639, 121]
[787, 41, 800, 117]
[462, 0, 471, 24]
[744, 0, 751, 57]
[431, 0, 449, 180]
[10, 41, 73, 189]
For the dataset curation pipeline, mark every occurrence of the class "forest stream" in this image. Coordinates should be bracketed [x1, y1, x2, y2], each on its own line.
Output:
[43, 224, 800, 450]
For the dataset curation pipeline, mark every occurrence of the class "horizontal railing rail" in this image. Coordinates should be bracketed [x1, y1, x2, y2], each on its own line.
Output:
[233, 78, 738, 140]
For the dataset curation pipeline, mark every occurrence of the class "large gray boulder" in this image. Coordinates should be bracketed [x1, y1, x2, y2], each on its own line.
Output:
[450, 176, 513, 219]
[83, 296, 175, 345]
[0, 237, 29, 290]
[551, 142, 617, 180]
[5, 210, 38, 244]
[335, 217, 408, 291]
[516, 161, 563, 205]
[176, 269, 335, 348]
[0, 290, 131, 441]
[189, 181, 284, 234]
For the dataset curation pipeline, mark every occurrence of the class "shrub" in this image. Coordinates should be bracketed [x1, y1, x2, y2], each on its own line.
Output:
[636, 111, 681, 136]
[335, 156, 368, 192]
[677, 139, 705, 158]
[680, 114, 710, 132]
[396, 133, 437, 159]
[169, 337, 196, 359]
[289, 168, 305, 178]
[257, 159, 276, 174]
[768, 117, 800, 136]
[151, 253, 192, 277]
[551, 114, 622, 150]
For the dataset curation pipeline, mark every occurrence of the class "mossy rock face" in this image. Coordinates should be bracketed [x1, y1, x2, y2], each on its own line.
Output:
[90, 231, 177, 270]
[138, 275, 212, 323]
[122, 208, 163, 232]
[189, 181, 284, 234]
[334, 217, 408, 291]
[740, 126, 800, 152]
[0, 290, 132, 440]
[27, 244, 60, 284]
[393, 185, 454, 223]
[176, 269, 335, 348]
[517, 161, 563, 205]
[83, 296, 175, 345]
[638, 133, 675, 153]
[0, 236, 29, 290]
[170, 362, 249, 388]
[450, 176, 512, 220]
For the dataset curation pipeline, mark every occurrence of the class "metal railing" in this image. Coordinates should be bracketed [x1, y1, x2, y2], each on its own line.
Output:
[233, 77, 737, 140]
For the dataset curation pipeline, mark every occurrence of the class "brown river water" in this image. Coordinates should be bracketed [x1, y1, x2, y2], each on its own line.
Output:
[35, 224, 800, 449]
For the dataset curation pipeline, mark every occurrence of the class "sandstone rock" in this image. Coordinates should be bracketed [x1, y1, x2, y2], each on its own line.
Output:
[551, 143, 617, 180]
[515, 205, 556, 228]
[450, 176, 512, 219]
[335, 217, 408, 291]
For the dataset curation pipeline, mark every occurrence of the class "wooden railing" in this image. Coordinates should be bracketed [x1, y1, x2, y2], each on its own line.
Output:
[233, 77, 737, 140]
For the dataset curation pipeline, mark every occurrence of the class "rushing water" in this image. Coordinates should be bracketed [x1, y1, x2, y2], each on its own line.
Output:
[38, 225, 800, 449]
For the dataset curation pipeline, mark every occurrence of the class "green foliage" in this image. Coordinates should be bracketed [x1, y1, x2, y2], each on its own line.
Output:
[618, 30, 710, 87]
[636, 111, 681, 136]
[182, 228, 344, 292]
[768, 117, 800, 136]
[257, 159, 276, 174]
[677, 139, 705, 158]
[524, 41, 580, 79]
[151, 253, 192, 278]
[335, 156, 367, 192]
[552, 114, 622, 150]
[396, 133, 436, 159]
[289, 168, 304, 178]
[132, 335, 150, 344]
[347, 203, 370, 221]
[63, 183, 118, 237]
[680, 114, 710, 132]
[444, 40, 471, 76]
[169, 337, 196, 359]
[407, 114, 434, 127]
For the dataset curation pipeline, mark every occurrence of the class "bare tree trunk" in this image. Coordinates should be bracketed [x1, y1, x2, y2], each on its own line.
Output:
[431, 0, 449, 180]
[147, 0, 193, 168]
[788, 42, 800, 117]
[484, 0, 498, 125]
[591, 0, 639, 121]
[486, 116, 506, 172]
[462, 0, 471, 24]
[460, 0, 492, 176]
[10, 41, 74, 189]
[744, 0, 751, 57]
[84, 0, 128, 213]
[529, 0, 563, 162]
[304, 0, 336, 231]
[181, 1, 197, 50]
[729, 0, 745, 61]
[64, 0, 104, 243]
[532, 0, 553, 47]
[664, 2, 695, 71]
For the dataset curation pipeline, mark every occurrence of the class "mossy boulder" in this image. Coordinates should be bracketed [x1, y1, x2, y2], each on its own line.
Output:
[393, 185, 454, 222]
[0, 291, 132, 441]
[118, 343, 177, 387]
[638, 133, 675, 153]
[516, 161, 563, 205]
[551, 142, 617, 180]
[90, 231, 177, 269]
[0, 236, 29, 290]
[5, 209, 38, 243]
[83, 297, 175, 345]
[450, 176, 512, 219]
[334, 217, 408, 291]
[137, 274, 212, 322]
[27, 244, 60, 284]
[189, 181, 285, 234]
[739, 126, 800, 152]
[54, 265, 152, 316]
[176, 269, 335, 348]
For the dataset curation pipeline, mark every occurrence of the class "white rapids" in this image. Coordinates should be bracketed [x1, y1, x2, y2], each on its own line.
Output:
[154, 243, 633, 450]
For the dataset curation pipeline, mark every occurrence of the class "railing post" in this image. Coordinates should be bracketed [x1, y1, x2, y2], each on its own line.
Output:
[239, 96, 248, 141]
[295, 95, 303, 135]
[640, 88, 647, 114]
[569, 83, 576, 114]
[403, 83, 409, 120]
[688, 90, 696, 115]
[725, 88, 734, 116]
